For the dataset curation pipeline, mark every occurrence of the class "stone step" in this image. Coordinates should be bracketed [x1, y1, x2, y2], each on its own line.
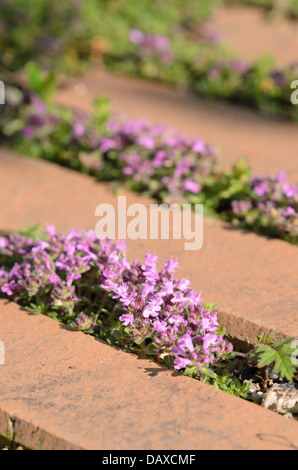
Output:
[0, 299, 297, 450]
[55, 67, 298, 181]
[0, 148, 297, 341]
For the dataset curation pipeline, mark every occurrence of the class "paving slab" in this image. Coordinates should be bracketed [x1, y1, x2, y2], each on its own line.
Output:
[55, 68, 298, 182]
[212, 5, 298, 67]
[0, 148, 297, 341]
[0, 299, 298, 450]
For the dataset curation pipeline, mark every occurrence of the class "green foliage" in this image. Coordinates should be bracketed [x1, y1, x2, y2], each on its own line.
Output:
[201, 368, 252, 398]
[199, 158, 252, 213]
[25, 297, 51, 316]
[25, 63, 57, 105]
[0, 0, 88, 73]
[252, 336, 297, 381]
[253, 331, 277, 346]
[18, 223, 45, 240]
[92, 95, 111, 127]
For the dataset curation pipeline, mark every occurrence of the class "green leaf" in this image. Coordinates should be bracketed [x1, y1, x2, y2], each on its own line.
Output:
[25, 62, 44, 91]
[273, 348, 296, 382]
[274, 337, 295, 350]
[256, 344, 278, 368]
[201, 367, 218, 379]
[25, 62, 57, 104]
[255, 343, 296, 381]
[19, 223, 44, 240]
[253, 331, 276, 346]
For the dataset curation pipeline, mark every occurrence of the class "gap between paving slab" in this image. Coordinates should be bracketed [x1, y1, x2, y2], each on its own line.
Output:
[55, 68, 298, 182]
[0, 148, 297, 341]
[0, 299, 298, 450]
[212, 5, 298, 67]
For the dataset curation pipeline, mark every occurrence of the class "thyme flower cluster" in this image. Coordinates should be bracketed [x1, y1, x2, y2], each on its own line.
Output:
[0, 227, 232, 374]
[4, 88, 216, 204]
[231, 172, 298, 241]
[101, 117, 215, 203]
[125, 27, 298, 120]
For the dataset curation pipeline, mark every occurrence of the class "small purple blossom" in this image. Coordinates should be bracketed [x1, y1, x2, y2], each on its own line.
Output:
[129, 30, 174, 64]
[119, 313, 135, 326]
[283, 206, 295, 217]
[129, 29, 144, 45]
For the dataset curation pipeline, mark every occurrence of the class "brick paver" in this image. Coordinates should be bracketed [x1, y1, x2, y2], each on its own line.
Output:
[0, 300, 297, 450]
[212, 5, 298, 67]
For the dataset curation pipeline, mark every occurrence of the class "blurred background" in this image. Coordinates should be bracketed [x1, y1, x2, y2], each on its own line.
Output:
[0, 0, 297, 243]
[1, 0, 298, 118]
